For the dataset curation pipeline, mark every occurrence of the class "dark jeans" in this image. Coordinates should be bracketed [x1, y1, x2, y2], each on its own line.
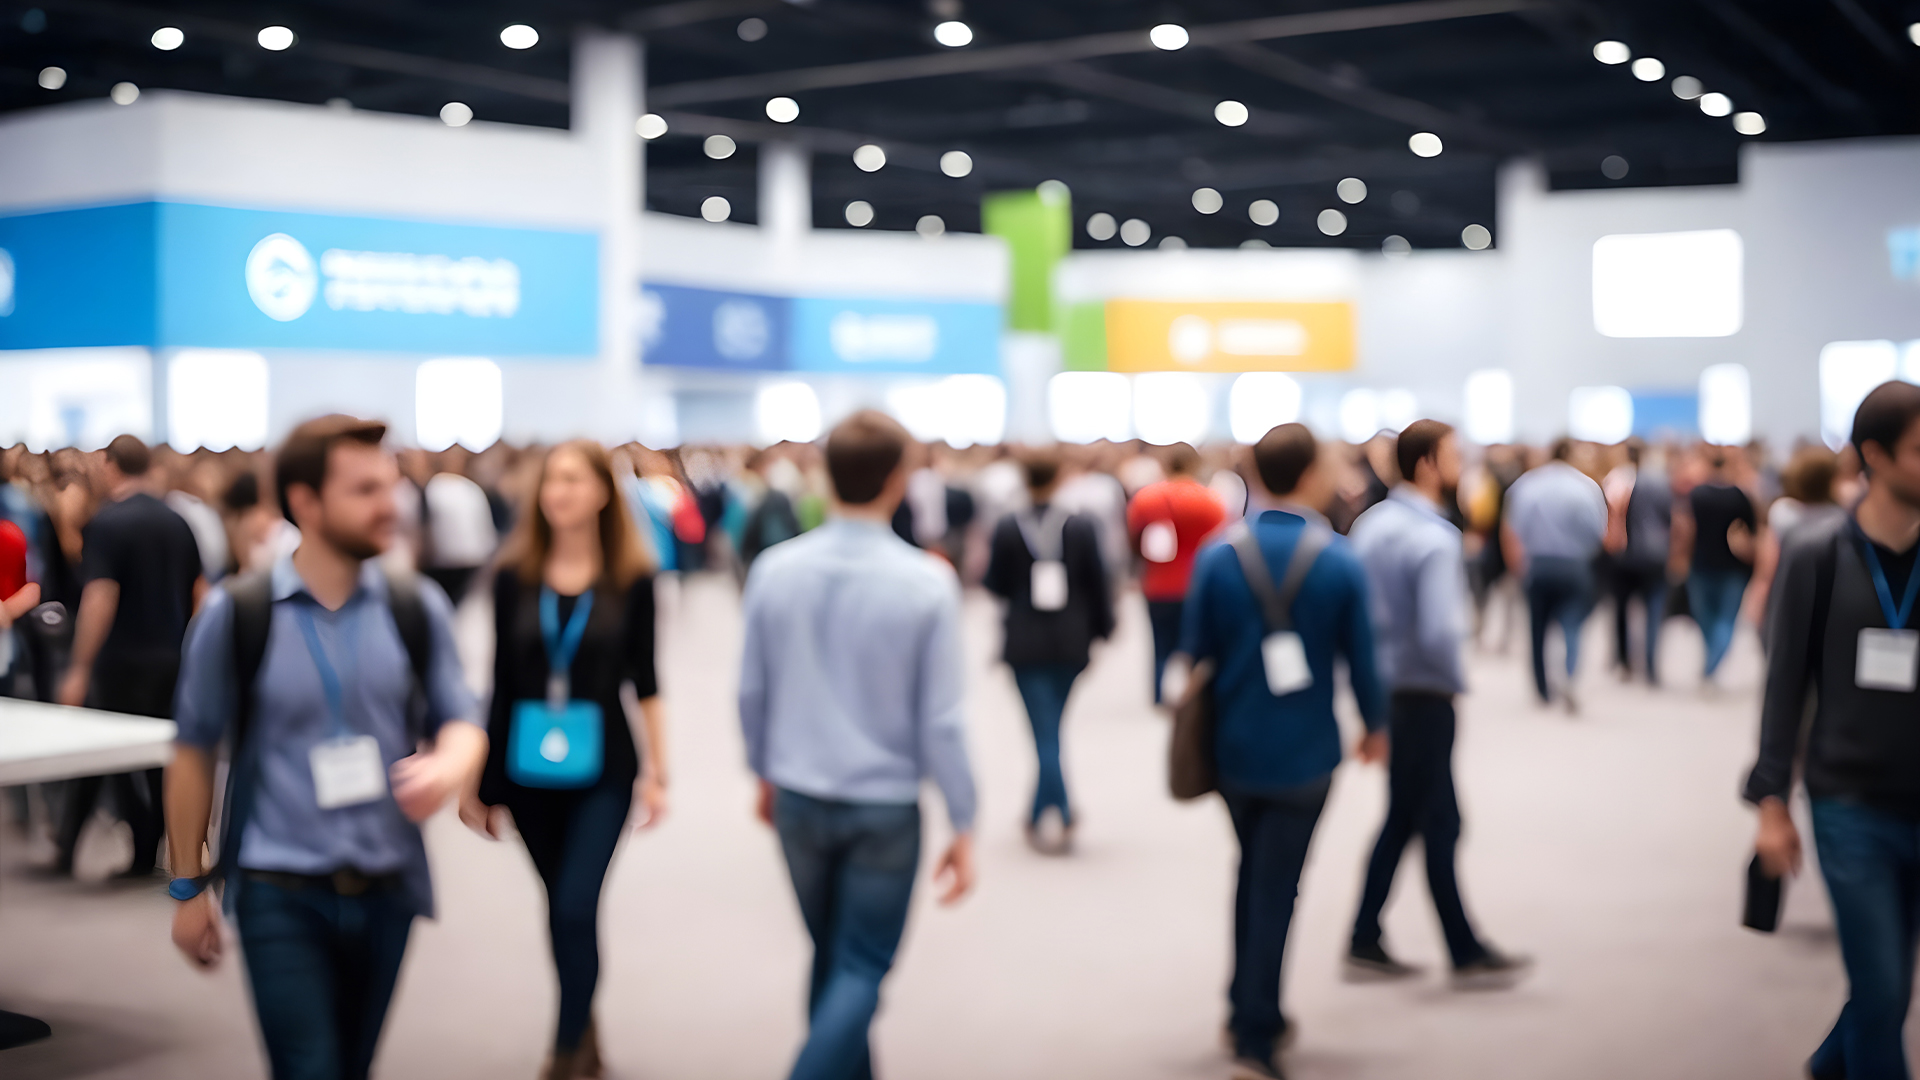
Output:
[1523, 557, 1594, 702]
[1687, 568, 1749, 677]
[1351, 693, 1486, 967]
[773, 789, 922, 1080]
[58, 655, 177, 873]
[236, 876, 414, 1080]
[1146, 599, 1184, 704]
[1808, 799, 1920, 1080]
[1224, 775, 1331, 1061]
[1611, 562, 1668, 683]
[509, 780, 633, 1053]
[1011, 663, 1083, 827]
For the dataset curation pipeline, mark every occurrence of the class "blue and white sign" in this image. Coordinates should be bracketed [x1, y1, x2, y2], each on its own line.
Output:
[1890, 226, 1920, 282]
[0, 201, 598, 356]
[640, 282, 1001, 375]
[639, 283, 790, 371]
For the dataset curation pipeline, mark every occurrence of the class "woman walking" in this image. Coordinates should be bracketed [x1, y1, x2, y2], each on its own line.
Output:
[466, 440, 669, 1080]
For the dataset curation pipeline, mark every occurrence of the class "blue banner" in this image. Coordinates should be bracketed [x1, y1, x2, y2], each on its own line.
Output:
[640, 283, 1000, 375]
[638, 283, 790, 371]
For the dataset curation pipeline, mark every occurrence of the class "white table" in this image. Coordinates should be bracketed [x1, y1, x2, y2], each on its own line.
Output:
[0, 699, 177, 1049]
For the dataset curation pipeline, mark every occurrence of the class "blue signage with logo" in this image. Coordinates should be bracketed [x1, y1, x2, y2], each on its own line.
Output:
[639, 283, 790, 370]
[0, 201, 599, 356]
[640, 282, 1000, 375]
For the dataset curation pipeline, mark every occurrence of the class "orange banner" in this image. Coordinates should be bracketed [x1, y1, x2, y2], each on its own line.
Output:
[1103, 300, 1354, 372]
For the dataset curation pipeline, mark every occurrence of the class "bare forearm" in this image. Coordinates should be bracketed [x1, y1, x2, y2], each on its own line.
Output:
[165, 744, 216, 878]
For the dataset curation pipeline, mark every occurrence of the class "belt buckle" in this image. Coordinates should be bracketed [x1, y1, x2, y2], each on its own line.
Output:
[332, 869, 368, 897]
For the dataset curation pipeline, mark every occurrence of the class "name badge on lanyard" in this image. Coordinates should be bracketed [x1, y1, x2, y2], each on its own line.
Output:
[1856, 534, 1920, 693]
[296, 604, 389, 811]
[1031, 560, 1069, 611]
[1262, 631, 1313, 696]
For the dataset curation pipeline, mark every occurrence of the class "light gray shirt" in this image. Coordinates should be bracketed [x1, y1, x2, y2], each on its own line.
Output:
[1349, 487, 1468, 695]
[1505, 461, 1608, 562]
[738, 519, 977, 831]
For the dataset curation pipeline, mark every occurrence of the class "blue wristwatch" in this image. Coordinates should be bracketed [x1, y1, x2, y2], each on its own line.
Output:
[168, 876, 208, 901]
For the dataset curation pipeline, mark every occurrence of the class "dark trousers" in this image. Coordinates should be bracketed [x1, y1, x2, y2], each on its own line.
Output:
[1808, 799, 1920, 1080]
[57, 656, 176, 873]
[1146, 599, 1184, 704]
[1351, 692, 1486, 967]
[1523, 557, 1594, 702]
[773, 789, 921, 1080]
[1611, 563, 1668, 682]
[509, 780, 633, 1053]
[236, 876, 414, 1080]
[1011, 663, 1083, 827]
[1224, 776, 1331, 1061]
[1688, 568, 1749, 677]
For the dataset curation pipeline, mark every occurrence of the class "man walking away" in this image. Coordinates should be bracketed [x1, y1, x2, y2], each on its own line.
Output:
[1679, 448, 1757, 685]
[165, 415, 487, 1080]
[1128, 443, 1227, 704]
[739, 410, 977, 1080]
[1502, 440, 1607, 712]
[1180, 423, 1387, 1080]
[56, 435, 205, 877]
[1748, 381, 1920, 1080]
[1344, 421, 1532, 990]
[1604, 443, 1674, 684]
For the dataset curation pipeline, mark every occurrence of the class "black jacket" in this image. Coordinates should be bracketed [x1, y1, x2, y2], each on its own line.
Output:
[983, 508, 1114, 668]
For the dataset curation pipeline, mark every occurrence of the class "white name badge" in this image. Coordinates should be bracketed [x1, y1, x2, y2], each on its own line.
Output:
[1857, 628, 1920, 692]
[1262, 631, 1313, 697]
[1031, 560, 1069, 611]
[311, 735, 388, 810]
[1141, 521, 1179, 564]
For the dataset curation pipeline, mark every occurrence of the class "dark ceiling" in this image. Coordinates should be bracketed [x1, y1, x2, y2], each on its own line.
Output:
[2, 0, 1917, 250]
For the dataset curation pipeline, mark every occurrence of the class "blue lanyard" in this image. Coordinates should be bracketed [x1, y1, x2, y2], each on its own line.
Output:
[294, 602, 362, 738]
[539, 587, 594, 700]
[1857, 525, 1920, 630]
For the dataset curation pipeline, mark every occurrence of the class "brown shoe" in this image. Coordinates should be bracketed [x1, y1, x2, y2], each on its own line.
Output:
[577, 1020, 604, 1079]
[538, 1051, 577, 1080]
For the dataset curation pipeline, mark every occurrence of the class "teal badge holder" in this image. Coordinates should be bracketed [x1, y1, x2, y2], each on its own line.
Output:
[508, 588, 605, 789]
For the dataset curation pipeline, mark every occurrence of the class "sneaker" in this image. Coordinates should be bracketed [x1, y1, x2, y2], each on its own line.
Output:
[1024, 808, 1074, 856]
[1560, 686, 1580, 716]
[1230, 1054, 1288, 1080]
[1452, 947, 1535, 990]
[1344, 941, 1423, 982]
[1221, 1017, 1296, 1057]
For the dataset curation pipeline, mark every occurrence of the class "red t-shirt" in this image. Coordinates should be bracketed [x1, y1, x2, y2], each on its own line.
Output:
[0, 519, 27, 602]
[1128, 478, 1229, 601]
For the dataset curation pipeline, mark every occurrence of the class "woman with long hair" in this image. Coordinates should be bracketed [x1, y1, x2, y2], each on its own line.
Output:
[465, 439, 669, 1080]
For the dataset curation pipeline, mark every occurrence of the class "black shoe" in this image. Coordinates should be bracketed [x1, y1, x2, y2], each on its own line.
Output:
[1344, 941, 1423, 982]
[1221, 1016, 1295, 1056]
[1452, 947, 1534, 990]
[1230, 1054, 1288, 1080]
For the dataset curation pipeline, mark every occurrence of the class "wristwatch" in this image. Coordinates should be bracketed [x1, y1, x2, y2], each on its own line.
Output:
[168, 876, 208, 901]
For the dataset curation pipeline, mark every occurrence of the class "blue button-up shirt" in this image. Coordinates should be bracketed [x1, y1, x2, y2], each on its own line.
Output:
[1504, 461, 1607, 562]
[738, 519, 977, 831]
[1349, 487, 1468, 695]
[173, 555, 477, 916]
[1180, 510, 1387, 792]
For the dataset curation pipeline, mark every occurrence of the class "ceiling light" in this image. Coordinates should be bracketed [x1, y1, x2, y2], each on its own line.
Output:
[701, 196, 731, 222]
[1910, 22, 1920, 46]
[110, 82, 139, 105]
[1241, 239, 1271, 249]
[1699, 92, 1733, 117]
[765, 96, 799, 123]
[940, 150, 973, 177]
[934, 20, 972, 47]
[1592, 40, 1630, 64]
[1671, 75, 1703, 100]
[738, 17, 767, 41]
[1317, 209, 1347, 236]
[1408, 131, 1443, 157]
[500, 24, 538, 49]
[257, 25, 296, 51]
[1602, 155, 1629, 180]
[151, 26, 184, 50]
[1087, 212, 1117, 241]
[1214, 100, 1249, 127]
[1038, 179, 1070, 202]
[1382, 235, 1412, 256]
[636, 113, 668, 139]
[1119, 218, 1151, 246]
[705, 134, 737, 159]
[1733, 111, 1766, 135]
[440, 101, 473, 127]
[845, 200, 874, 227]
[1462, 223, 1492, 250]
[1149, 23, 1188, 50]
[37, 66, 65, 90]
[917, 215, 946, 238]
[1160, 236, 1187, 250]
[1249, 199, 1279, 227]
[1337, 177, 1367, 204]
[853, 144, 886, 171]
[1631, 57, 1664, 81]
[1192, 187, 1223, 214]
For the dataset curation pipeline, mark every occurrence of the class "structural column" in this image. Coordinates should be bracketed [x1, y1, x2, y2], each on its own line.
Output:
[573, 28, 644, 443]
[759, 140, 811, 246]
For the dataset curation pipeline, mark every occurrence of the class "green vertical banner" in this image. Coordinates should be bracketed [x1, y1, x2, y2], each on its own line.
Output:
[981, 184, 1071, 333]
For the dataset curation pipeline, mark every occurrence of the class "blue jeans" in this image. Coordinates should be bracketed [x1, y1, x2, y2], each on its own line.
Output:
[1012, 663, 1083, 827]
[1687, 568, 1749, 677]
[1524, 557, 1594, 702]
[236, 876, 414, 1080]
[1809, 799, 1920, 1080]
[1224, 776, 1331, 1061]
[1611, 563, 1668, 683]
[1146, 600, 1184, 704]
[774, 789, 922, 1080]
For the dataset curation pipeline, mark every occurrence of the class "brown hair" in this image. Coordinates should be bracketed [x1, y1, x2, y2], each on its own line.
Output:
[1781, 444, 1839, 505]
[1253, 423, 1318, 496]
[501, 440, 654, 588]
[275, 415, 388, 525]
[1852, 380, 1920, 468]
[1020, 447, 1063, 492]
[105, 434, 151, 477]
[825, 410, 911, 505]
[1395, 419, 1454, 483]
[1162, 442, 1201, 477]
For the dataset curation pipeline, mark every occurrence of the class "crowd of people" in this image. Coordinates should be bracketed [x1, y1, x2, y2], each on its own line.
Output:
[0, 381, 1910, 1080]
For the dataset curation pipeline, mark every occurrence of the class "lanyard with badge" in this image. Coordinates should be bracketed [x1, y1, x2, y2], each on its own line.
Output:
[508, 588, 605, 789]
[296, 603, 390, 811]
[1856, 529, 1920, 693]
[1019, 507, 1071, 612]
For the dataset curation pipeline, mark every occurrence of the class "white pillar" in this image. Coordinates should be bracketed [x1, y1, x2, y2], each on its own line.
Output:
[759, 140, 811, 244]
[573, 29, 644, 444]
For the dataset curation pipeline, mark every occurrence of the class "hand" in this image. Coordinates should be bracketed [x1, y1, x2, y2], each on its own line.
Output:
[635, 773, 670, 830]
[755, 778, 776, 826]
[0, 582, 39, 629]
[171, 891, 224, 969]
[56, 665, 89, 708]
[391, 750, 465, 824]
[1755, 798, 1801, 878]
[1356, 729, 1389, 766]
[933, 833, 976, 905]
[457, 791, 500, 838]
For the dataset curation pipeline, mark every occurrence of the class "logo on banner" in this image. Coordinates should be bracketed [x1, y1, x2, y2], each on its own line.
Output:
[828, 311, 938, 363]
[713, 299, 772, 361]
[246, 233, 319, 322]
[247, 232, 523, 323]
[0, 248, 14, 317]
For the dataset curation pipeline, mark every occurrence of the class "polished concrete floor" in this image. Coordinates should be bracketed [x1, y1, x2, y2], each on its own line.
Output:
[0, 572, 1895, 1079]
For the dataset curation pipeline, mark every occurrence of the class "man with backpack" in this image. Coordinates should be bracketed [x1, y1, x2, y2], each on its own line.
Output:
[1179, 423, 1386, 1080]
[164, 415, 486, 1080]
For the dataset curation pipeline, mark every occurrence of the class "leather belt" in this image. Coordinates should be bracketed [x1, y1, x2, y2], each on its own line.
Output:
[243, 868, 403, 897]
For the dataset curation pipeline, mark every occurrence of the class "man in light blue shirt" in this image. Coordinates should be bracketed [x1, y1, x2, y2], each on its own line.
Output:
[739, 410, 976, 1080]
[1344, 420, 1529, 989]
[1502, 439, 1608, 709]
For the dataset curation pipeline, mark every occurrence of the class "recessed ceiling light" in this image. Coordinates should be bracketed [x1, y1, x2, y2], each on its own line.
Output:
[1592, 40, 1630, 64]
[151, 26, 184, 50]
[110, 82, 139, 105]
[934, 20, 972, 47]
[1382, 235, 1412, 256]
[1408, 131, 1443, 157]
[1149, 23, 1188, 50]
[917, 215, 946, 238]
[440, 102, 473, 127]
[845, 200, 875, 227]
[1192, 187, 1223, 214]
[1087, 212, 1117, 241]
[1671, 75, 1703, 100]
[1602, 155, 1629, 180]
[1120, 218, 1152, 246]
[636, 113, 667, 139]
[705, 134, 737, 159]
[1699, 92, 1733, 117]
[853, 144, 886, 171]
[500, 24, 538, 49]
[1317, 209, 1348, 236]
[940, 150, 973, 177]
[1631, 56, 1664, 81]
[738, 17, 767, 42]
[765, 96, 799, 123]
[1160, 236, 1187, 250]
[1337, 177, 1367, 204]
[257, 25, 295, 51]
[1909, 22, 1920, 46]
[1462, 224, 1492, 250]
[1249, 199, 1279, 227]
[1214, 100, 1249, 127]
[37, 66, 65, 90]
[1733, 111, 1766, 135]
[702, 196, 731, 222]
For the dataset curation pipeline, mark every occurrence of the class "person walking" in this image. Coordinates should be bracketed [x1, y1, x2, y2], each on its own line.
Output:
[468, 440, 670, 1080]
[56, 434, 205, 877]
[1748, 381, 1920, 1080]
[1678, 447, 1758, 684]
[738, 410, 977, 1080]
[1604, 443, 1674, 684]
[164, 415, 487, 1080]
[1343, 420, 1532, 989]
[1179, 423, 1387, 1080]
[1127, 443, 1228, 705]
[1502, 440, 1608, 712]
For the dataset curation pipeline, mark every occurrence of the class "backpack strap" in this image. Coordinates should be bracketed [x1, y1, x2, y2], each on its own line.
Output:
[1229, 521, 1331, 634]
[213, 570, 273, 892]
[381, 566, 434, 745]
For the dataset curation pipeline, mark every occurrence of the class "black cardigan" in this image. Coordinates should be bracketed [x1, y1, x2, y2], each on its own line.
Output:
[983, 509, 1114, 668]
